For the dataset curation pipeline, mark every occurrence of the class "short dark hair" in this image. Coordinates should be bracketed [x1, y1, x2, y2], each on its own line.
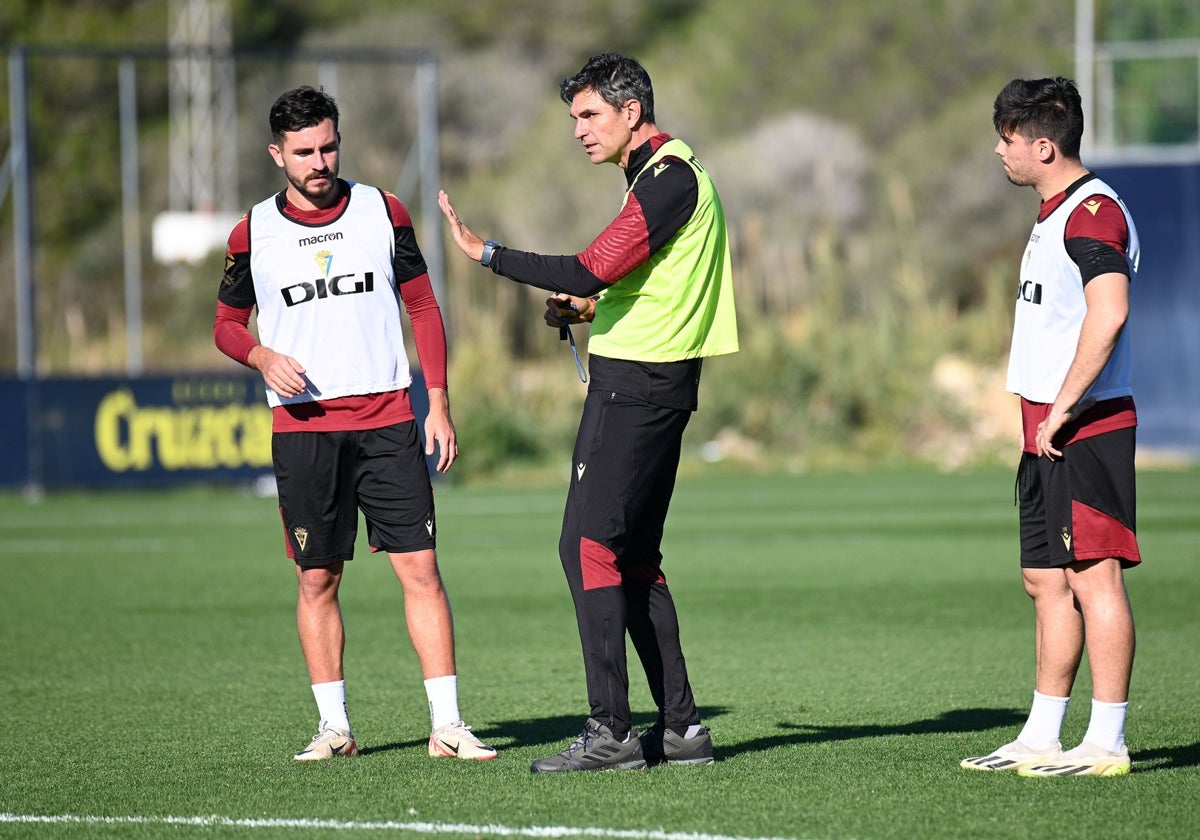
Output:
[559, 52, 655, 124]
[993, 77, 1083, 159]
[269, 85, 339, 143]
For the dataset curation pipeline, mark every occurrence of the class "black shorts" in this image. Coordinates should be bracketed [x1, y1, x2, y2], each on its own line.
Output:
[1017, 427, 1140, 569]
[273, 421, 435, 566]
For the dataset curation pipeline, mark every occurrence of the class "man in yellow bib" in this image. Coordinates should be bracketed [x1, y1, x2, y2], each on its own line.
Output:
[440, 52, 738, 772]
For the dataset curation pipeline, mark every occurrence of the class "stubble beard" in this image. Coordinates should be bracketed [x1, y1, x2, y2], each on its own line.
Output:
[289, 170, 337, 206]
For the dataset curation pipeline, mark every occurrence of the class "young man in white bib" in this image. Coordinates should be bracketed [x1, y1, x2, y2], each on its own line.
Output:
[961, 76, 1141, 778]
[215, 85, 495, 763]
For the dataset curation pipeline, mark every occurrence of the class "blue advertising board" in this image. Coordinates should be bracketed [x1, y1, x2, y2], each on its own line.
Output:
[0, 373, 431, 489]
[2, 374, 273, 489]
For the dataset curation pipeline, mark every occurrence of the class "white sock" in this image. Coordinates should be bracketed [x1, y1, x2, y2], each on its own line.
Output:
[424, 675, 460, 730]
[1017, 691, 1070, 750]
[1081, 698, 1128, 753]
[311, 680, 351, 733]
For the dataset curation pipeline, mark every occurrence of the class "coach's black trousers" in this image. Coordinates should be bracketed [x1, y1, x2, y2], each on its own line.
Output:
[558, 388, 701, 738]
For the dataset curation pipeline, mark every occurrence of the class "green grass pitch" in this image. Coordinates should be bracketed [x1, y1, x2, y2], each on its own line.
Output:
[1, 466, 1197, 839]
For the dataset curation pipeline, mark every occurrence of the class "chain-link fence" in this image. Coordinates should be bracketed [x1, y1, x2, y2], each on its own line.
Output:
[1, 44, 440, 379]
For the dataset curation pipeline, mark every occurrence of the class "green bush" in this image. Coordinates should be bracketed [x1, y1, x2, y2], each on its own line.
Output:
[454, 403, 547, 476]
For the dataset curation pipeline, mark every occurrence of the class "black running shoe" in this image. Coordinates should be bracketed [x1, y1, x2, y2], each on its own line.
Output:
[641, 723, 714, 766]
[530, 718, 647, 773]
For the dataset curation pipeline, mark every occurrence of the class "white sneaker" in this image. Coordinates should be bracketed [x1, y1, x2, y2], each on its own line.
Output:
[428, 720, 497, 760]
[294, 725, 359, 761]
[1019, 742, 1131, 777]
[960, 739, 1060, 772]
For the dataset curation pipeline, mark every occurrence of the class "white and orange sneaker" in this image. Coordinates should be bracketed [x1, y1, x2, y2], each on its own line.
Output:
[294, 725, 359, 761]
[428, 720, 497, 761]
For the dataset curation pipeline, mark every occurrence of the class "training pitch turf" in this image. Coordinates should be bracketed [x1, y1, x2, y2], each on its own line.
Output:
[1, 466, 1197, 839]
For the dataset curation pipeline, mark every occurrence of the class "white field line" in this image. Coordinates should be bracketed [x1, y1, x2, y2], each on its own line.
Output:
[0, 813, 798, 840]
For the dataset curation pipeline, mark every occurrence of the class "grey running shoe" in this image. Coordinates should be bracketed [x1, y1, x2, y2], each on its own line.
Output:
[530, 718, 647, 773]
[641, 723, 714, 766]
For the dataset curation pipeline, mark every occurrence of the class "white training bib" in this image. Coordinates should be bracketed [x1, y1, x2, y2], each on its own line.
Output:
[249, 183, 412, 407]
[1006, 179, 1140, 404]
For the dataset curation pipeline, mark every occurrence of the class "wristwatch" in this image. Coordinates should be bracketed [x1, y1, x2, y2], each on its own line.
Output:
[480, 240, 502, 267]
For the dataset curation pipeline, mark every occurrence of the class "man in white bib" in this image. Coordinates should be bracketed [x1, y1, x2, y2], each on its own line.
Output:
[961, 77, 1141, 779]
[215, 86, 495, 763]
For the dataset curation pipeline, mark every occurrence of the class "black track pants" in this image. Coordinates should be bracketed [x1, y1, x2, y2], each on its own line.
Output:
[558, 388, 701, 737]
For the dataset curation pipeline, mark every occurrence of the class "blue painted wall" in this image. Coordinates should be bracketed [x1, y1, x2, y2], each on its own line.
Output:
[1095, 161, 1200, 454]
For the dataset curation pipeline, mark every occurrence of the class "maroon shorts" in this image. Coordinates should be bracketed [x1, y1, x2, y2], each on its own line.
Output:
[272, 421, 435, 566]
[1017, 427, 1140, 569]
